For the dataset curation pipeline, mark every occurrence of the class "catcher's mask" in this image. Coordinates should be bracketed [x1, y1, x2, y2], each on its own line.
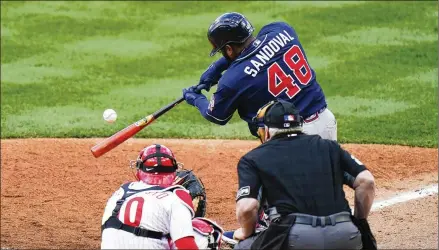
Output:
[130, 144, 179, 186]
[252, 99, 303, 143]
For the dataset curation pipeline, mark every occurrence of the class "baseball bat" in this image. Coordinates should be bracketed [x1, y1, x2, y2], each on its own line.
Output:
[90, 84, 211, 158]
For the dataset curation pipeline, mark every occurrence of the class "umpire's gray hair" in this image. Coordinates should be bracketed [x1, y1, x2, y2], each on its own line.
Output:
[267, 126, 303, 140]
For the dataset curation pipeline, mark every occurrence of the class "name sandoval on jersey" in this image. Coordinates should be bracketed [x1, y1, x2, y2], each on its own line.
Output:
[244, 30, 295, 77]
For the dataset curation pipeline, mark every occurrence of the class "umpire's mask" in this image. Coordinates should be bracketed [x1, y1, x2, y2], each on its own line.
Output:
[252, 100, 303, 143]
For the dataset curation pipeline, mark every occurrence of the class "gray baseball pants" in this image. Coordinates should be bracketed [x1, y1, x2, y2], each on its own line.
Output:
[234, 212, 362, 249]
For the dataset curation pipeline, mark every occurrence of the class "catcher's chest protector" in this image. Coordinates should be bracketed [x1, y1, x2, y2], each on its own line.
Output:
[101, 183, 169, 239]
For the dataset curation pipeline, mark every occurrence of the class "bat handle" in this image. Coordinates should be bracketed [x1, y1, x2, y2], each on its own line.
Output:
[152, 97, 184, 120]
[153, 83, 213, 119]
[194, 82, 217, 93]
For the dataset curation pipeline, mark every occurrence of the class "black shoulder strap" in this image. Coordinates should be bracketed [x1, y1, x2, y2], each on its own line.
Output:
[102, 183, 169, 239]
[111, 183, 164, 217]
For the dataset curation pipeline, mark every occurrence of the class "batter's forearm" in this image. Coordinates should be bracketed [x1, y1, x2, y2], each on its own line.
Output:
[214, 56, 231, 72]
[193, 96, 231, 125]
[193, 96, 222, 124]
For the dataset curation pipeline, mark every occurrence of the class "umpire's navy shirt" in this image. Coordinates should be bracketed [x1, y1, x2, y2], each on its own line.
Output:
[236, 133, 367, 216]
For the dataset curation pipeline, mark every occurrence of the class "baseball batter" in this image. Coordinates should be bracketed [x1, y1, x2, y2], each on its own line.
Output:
[101, 144, 223, 249]
[182, 12, 354, 245]
[184, 10, 354, 196]
[183, 12, 337, 141]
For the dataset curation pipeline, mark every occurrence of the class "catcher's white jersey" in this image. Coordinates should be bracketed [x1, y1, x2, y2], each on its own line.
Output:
[101, 181, 194, 249]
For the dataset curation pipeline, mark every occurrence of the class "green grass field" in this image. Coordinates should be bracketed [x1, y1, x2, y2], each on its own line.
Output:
[1, 1, 438, 147]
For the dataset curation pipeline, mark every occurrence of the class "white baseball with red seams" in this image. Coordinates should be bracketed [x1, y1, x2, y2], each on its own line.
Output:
[101, 182, 194, 249]
[103, 109, 117, 123]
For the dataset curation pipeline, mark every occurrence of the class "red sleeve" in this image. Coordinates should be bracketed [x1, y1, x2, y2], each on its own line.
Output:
[174, 236, 198, 249]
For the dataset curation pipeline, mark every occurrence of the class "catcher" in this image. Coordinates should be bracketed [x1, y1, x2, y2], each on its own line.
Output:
[100, 144, 223, 249]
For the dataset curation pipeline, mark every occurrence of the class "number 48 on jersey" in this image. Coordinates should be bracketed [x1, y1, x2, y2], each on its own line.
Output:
[268, 45, 312, 99]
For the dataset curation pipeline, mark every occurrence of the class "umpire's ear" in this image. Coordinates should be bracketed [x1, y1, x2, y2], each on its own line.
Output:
[264, 125, 271, 142]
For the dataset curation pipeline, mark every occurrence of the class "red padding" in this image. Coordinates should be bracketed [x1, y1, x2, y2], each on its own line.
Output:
[192, 218, 214, 235]
[175, 189, 195, 211]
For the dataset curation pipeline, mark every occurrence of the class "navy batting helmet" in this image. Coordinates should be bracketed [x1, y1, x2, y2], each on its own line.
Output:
[207, 12, 254, 56]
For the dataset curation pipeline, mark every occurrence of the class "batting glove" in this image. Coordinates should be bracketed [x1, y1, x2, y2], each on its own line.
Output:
[183, 86, 206, 106]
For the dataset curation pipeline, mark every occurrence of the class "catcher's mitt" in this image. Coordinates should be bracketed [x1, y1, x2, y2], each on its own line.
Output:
[173, 169, 207, 217]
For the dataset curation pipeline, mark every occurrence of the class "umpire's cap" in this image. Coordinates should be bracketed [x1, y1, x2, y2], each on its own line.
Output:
[253, 99, 303, 129]
[207, 12, 254, 56]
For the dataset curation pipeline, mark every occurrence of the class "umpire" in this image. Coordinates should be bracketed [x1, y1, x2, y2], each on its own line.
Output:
[233, 99, 376, 249]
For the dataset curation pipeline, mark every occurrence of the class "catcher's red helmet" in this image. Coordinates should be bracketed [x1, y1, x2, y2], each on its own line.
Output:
[133, 144, 178, 186]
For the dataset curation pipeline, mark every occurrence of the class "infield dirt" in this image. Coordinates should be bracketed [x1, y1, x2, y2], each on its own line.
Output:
[1, 139, 437, 249]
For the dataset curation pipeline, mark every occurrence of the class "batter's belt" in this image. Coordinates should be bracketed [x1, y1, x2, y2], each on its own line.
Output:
[289, 211, 352, 227]
[303, 107, 326, 123]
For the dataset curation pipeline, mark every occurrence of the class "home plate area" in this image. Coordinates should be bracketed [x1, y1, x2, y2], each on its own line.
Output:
[1, 139, 437, 249]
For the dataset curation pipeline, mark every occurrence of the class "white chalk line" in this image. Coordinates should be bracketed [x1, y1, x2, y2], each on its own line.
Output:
[350, 184, 438, 212]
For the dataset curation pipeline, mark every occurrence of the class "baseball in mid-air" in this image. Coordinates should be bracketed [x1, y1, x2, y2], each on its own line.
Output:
[103, 109, 117, 123]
